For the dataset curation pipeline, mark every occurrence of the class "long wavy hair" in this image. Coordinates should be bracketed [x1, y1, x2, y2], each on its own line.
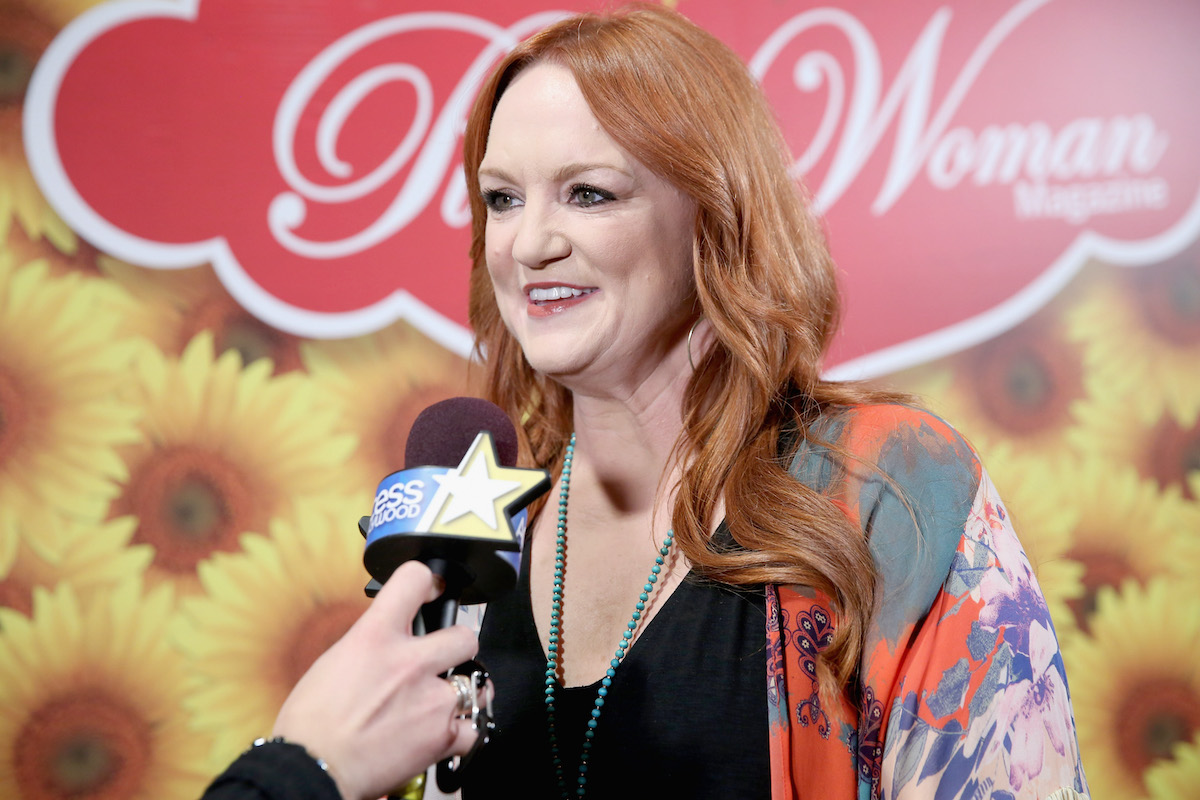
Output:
[463, 3, 901, 695]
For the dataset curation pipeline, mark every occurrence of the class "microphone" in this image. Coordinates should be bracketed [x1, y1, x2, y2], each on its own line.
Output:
[358, 397, 550, 631]
[359, 397, 548, 795]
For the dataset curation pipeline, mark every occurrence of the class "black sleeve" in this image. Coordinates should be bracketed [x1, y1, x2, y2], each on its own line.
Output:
[200, 740, 343, 800]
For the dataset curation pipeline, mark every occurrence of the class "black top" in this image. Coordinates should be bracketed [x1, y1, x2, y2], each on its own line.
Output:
[201, 740, 340, 800]
[463, 524, 769, 798]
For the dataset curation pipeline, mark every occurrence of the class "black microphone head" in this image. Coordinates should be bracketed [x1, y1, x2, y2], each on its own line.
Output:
[404, 397, 519, 469]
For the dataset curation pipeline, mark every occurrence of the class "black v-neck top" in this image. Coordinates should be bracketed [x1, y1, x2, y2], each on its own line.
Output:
[462, 524, 769, 798]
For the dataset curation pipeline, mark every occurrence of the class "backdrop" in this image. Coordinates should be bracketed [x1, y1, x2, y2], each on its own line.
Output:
[1, 0, 1198, 798]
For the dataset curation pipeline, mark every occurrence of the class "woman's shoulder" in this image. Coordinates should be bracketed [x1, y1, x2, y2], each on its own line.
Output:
[816, 402, 977, 463]
[792, 402, 985, 601]
[795, 402, 981, 493]
[790, 404, 1000, 656]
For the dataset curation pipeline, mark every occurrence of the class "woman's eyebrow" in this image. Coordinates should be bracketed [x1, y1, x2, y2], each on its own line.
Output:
[477, 162, 633, 183]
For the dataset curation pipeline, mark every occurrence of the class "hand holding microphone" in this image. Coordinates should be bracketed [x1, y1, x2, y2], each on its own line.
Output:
[270, 561, 479, 800]
[201, 399, 544, 800]
[358, 397, 549, 793]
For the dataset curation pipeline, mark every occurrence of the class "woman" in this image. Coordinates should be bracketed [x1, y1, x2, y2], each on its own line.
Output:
[461, 4, 1088, 800]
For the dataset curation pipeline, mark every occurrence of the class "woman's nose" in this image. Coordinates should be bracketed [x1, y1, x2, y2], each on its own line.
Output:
[511, 201, 570, 268]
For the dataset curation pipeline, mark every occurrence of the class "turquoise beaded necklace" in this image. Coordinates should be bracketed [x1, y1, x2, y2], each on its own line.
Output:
[545, 433, 675, 798]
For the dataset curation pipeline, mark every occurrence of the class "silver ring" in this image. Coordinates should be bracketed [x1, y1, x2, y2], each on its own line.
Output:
[449, 674, 473, 716]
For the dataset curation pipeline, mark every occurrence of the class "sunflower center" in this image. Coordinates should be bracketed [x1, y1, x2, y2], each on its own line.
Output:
[119, 445, 255, 573]
[222, 321, 295, 371]
[0, 5, 54, 112]
[0, 43, 34, 111]
[1115, 677, 1200, 776]
[1147, 418, 1200, 501]
[970, 328, 1082, 436]
[183, 297, 302, 373]
[1135, 250, 1200, 346]
[281, 600, 367, 690]
[15, 687, 152, 800]
[168, 478, 226, 539]
[1062, 547, 1135, 632]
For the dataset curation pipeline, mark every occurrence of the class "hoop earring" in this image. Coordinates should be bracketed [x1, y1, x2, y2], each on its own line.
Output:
[686, 316, 704, 372]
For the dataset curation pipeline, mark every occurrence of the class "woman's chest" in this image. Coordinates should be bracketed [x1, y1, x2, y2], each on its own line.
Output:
[467, 567, 771, 798]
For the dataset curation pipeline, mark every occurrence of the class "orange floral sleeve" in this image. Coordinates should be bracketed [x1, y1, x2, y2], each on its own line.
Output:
[767, 405, 1089, 800]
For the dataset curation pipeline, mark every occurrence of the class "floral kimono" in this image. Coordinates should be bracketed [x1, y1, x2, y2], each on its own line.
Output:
[767, 405, 1089, 799]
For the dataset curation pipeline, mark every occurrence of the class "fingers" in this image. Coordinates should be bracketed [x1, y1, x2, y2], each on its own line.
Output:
[358, 560, 479, 678]
[365, 561, 438, 630]
[441, 676, 492, 759]
[446, 717, 482, 758]
[410, 622, 479, 675]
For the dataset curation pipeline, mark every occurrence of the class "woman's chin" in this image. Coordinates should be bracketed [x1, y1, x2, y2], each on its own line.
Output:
[520, 346, 587, 381]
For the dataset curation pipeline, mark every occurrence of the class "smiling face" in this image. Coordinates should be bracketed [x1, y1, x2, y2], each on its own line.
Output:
[478, 62, 698, 395]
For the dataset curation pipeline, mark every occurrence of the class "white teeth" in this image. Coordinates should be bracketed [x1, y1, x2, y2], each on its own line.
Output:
[529, 286, 593, 302]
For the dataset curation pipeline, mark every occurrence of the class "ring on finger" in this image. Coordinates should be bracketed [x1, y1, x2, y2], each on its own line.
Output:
[449, 674, 473, 717]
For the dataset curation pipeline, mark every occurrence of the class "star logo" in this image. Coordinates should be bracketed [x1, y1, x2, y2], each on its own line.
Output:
[418, 432, 549, 544]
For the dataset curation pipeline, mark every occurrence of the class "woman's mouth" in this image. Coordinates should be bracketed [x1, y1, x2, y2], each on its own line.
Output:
[526, 285, 597, 317]
[528, 286, 596, 303]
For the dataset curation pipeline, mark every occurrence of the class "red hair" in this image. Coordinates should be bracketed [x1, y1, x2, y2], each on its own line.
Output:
[463, 3, 902, 695]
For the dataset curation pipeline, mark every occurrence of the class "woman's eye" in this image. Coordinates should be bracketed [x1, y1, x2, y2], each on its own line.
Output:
[570, 184, 615, 207]
[482, 190, 519, 212]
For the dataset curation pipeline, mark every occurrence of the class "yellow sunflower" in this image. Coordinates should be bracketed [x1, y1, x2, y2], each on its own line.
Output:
[1, 0, 105, 250]
[0, 580, 213, 799]
[1064, 579, 1200, 800]
[1144, 742, 1200, 800]
[885, 310, 1092, 462]
[0, 515, 151, 618]
[0, 251, 141, 535]
[173, 495, 373, 770]
[1135, 415, 1200, 502]
[1028, 454, 1198, 634]
[1070, 387, 1200, 503]
[98, 259, 306, 373]
[978, 444, 1084, 643]
[4, 221, 103, 279]
[302, 321, 478, 490]
[1066, 246, 1200, 429]
[108, 332, 356, 595]
[1068, 378, 1145, 463]
[4, 228, 277, 373]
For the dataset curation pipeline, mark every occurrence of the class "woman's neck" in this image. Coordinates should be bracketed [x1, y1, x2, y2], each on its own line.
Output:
[566, 371, 689, 518]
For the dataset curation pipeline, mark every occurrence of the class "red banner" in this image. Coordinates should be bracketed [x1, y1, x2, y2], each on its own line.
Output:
[24, 0, 1200, 375]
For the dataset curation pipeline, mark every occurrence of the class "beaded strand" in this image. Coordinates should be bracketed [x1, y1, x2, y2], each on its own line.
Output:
[544, 433, 675, 798]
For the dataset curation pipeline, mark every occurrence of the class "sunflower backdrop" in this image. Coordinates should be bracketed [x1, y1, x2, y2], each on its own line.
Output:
[2, 0, 1198, 798]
